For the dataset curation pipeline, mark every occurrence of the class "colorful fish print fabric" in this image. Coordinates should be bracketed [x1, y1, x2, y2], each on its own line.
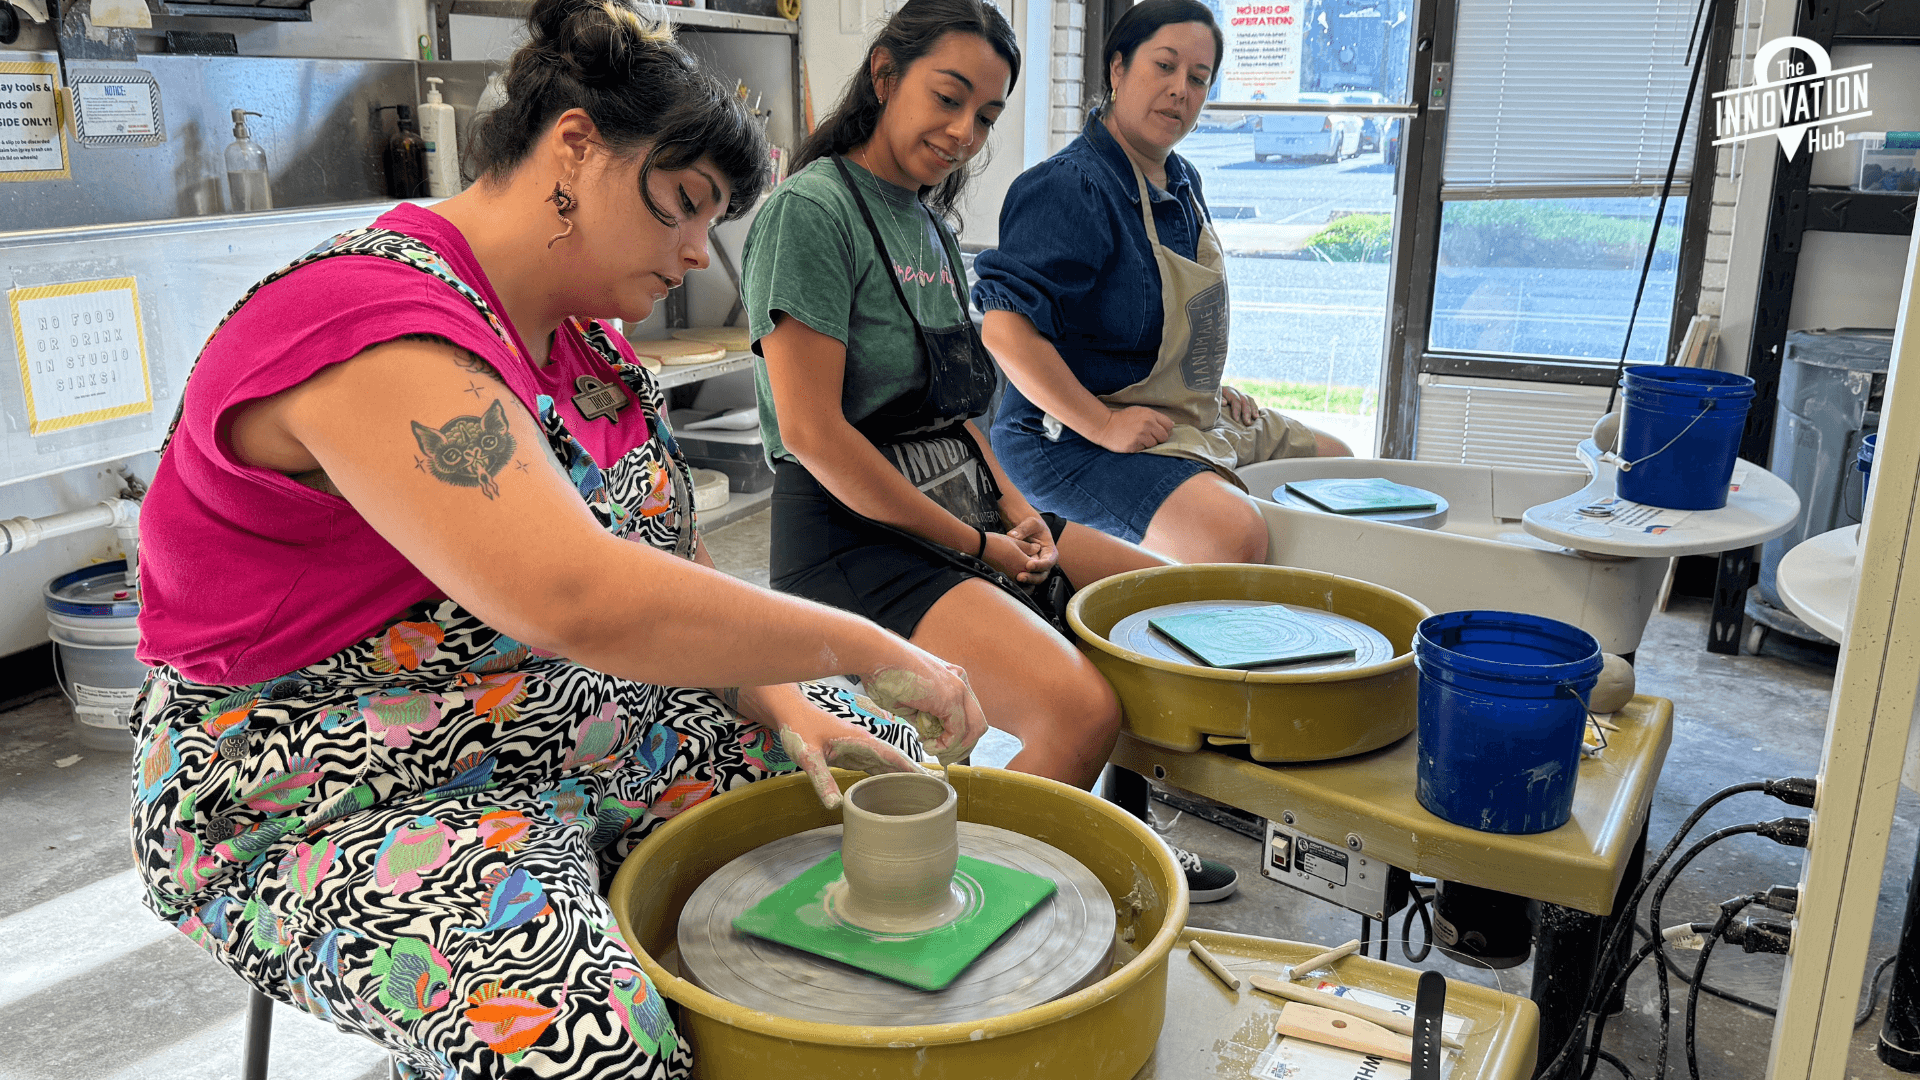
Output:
[131, 231, 923, 1080]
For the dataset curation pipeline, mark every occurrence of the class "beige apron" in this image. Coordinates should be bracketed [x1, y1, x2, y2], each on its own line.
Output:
[1044, 165, 1315, 487]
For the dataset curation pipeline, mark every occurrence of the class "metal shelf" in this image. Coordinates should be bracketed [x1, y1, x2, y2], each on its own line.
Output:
[653, 351, 755, 390]
[1805, 188, 1919, 236]
[435, 1, 794, 58]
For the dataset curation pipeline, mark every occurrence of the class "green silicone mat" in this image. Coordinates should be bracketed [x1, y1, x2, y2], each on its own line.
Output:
[1148, 605, 1359, 669]
[1284, 477, 1441, 514]
[731, 852, 1057, 991]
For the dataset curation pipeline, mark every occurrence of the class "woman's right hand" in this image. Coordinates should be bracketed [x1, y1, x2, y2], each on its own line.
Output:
[861, 646, 989, 766]
[1093, 405, 1174, 453]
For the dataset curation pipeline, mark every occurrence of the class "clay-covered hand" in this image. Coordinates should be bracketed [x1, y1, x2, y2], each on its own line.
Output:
[772, 702, 926, 810]
[1093, 405, 1174, 453]
[1221, 385, 1261, 426]
[863, 648, 989, 768]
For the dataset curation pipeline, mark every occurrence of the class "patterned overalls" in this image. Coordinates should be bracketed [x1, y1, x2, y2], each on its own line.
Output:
[129, 228, 923, 1079]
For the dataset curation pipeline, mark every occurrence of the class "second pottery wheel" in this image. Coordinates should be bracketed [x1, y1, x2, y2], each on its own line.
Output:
[678, 823, 1114, 1025]
[1110, 600, 1394, 674]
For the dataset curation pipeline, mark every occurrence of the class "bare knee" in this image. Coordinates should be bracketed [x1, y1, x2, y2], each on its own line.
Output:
[1221, 500, 1269, 563]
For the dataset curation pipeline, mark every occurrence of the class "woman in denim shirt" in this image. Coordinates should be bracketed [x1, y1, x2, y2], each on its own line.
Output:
[973, 0, 1349, 564]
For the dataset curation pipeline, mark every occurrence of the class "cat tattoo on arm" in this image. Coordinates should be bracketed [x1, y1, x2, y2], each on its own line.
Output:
[412, 399, 517, 499]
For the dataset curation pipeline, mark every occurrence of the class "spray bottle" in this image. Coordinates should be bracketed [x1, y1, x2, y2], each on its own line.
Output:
[420, 76, 460, 198]
[224, 109, 272, 213]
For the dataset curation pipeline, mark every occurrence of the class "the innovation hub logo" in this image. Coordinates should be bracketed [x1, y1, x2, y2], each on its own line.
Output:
[1712, 36, 1872, 160]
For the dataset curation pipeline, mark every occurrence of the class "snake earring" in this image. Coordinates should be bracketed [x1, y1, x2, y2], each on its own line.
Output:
[546, 177, 578, 249]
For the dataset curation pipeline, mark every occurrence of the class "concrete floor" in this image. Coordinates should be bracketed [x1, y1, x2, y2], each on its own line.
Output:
[2, 505, 1915, 1079]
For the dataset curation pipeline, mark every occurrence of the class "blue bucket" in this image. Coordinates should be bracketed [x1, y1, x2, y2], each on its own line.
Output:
[1616, 366, 1756, 511]
[1414, 611, 1602, 835]
[1859, 432, 1878, 479]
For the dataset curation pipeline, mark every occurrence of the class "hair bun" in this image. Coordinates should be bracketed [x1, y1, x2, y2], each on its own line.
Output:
[528, 0, 676, 88]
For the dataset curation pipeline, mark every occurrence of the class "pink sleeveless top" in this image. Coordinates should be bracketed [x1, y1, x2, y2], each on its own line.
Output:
[138, 204, 654, 686]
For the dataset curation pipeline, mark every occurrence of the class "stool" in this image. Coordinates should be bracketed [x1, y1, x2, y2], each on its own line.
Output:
[242, 988, 403, 1080]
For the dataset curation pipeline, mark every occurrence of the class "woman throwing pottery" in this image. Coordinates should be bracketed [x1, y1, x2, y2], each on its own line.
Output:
[130, 3, 985, 1077]
[973, 0, 1352, 565]
[743, 0, 1237, 901]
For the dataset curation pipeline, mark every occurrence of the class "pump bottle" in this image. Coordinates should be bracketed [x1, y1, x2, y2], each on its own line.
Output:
[224, 109, 272, 213]
[420, 76, 460, 198]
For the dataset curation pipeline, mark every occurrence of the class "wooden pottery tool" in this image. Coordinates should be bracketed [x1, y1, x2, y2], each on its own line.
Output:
[1274, 1002, 1412, 1062]
[1280, 938, 1362, 981]
[1188, 939, 1240, 990]
[1413, 969, 1448, 1080]
[1249, 975, 1465, 1049]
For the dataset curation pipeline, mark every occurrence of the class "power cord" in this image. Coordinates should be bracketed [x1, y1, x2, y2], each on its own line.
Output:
[1534, 776, 1816, 1080]
[1402, 882, 1434, 963]
[1858, 954, 1901, 1028]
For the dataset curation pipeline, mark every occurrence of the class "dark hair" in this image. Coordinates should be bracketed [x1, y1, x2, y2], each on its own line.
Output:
[1100, 0, 1224, 103]
[468, 0, 768, 222]
[792, 0, 1020, 225]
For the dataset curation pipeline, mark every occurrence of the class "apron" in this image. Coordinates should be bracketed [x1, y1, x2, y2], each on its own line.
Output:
[130, 227, 923, 1079]
[1043, 165, 1306, 489]
[805, 159, 1070, 629]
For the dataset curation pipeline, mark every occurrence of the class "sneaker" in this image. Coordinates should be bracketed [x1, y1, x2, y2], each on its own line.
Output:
[1171, 845, 1240, 903]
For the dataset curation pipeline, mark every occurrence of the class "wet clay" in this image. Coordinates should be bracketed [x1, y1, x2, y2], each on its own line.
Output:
[868, 668, 970, 766]
[1589, 654, 1636, 713]
[835, 772, 968, 933]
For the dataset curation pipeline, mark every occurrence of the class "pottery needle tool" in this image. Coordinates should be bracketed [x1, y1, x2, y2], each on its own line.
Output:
[1248, 976, 1466, 1049]
[1188, 939, 1240, 990]
[1280, 938, 1362, 981]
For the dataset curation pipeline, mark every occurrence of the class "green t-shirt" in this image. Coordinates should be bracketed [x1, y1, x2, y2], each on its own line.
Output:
[743, 156, 968, 463]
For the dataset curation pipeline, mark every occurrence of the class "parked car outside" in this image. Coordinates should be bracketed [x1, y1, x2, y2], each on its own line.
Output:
[1252, 94, 1364, 163]
[1336, 91, 1389, 151]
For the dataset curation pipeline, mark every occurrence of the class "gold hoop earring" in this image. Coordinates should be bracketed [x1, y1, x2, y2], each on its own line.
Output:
[546, 178, 578, 249]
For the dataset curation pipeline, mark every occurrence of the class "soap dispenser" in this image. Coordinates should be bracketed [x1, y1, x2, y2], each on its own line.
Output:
[224, 109, 272, 213]
[420, 76, 460, 197]
[378, 104, 428, 200]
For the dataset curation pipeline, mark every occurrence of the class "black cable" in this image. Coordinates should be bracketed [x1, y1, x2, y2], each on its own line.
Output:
[1632, 922, 1777, 1014]
[1379, 923, 1389, 961]
[1594, 1047, 1635, 1080]
[1537, 780, 1774, 1080]
[1858, 954, 1900, 1028]
[1646, 823, 1775, 1080]
[1687, 897, 1758, 1080]
[1402, 886, 1434, 963]
[1580, 937, 1668, 1080]
[1359, 914, 1371, 959]
[1606, 0, 1720, 417]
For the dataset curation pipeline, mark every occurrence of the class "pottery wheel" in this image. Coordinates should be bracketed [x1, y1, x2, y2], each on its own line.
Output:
[1110, 600, 1394, 674]
[677, 823, 1115, 1026]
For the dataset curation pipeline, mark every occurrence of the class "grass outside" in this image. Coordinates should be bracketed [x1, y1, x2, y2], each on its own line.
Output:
[1233, 377, 1375, 416]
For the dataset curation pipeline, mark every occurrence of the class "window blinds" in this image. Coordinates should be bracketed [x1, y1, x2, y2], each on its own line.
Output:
[1442, 0, 1703, 199]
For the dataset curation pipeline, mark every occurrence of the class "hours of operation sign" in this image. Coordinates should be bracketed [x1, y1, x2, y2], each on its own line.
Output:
[8, 277, 154, 435]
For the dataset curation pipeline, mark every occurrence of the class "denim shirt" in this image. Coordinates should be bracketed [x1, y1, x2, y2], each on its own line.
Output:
[972, 110, 1211, 431]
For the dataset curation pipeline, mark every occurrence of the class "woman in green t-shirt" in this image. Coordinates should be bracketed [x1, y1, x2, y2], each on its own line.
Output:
[742, 0, 1178, 794]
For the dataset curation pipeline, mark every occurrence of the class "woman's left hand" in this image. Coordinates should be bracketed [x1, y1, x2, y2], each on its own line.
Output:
[1222, 385, 1261, 426]
[769, 696, 928, 810]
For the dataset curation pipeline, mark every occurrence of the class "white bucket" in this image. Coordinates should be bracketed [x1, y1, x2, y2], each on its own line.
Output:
[44, 561, 146, 753]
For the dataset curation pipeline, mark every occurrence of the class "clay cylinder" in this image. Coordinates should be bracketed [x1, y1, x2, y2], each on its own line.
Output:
[837, 772, 966, 933]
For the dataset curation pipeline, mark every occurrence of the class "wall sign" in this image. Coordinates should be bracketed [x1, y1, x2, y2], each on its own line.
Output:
[1217, 1, 1303, 104]
[70, 69, 164, 148]
[8, 277, 153, 435]
[0, 60, 68, 181]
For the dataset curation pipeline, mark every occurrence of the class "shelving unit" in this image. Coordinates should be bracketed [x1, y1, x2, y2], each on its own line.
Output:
[1706, 2, 1920, 654]
[653, 351, 757, 390]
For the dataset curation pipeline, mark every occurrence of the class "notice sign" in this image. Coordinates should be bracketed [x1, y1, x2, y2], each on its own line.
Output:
[9, 278, 153, 435]
[1218, 1, 1302, 103]
[71, 69, 164, 147]
[0, 60, 68, 181]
